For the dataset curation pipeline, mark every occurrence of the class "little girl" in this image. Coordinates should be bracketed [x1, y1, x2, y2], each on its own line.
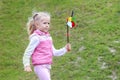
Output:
[23, 11, 71, 80]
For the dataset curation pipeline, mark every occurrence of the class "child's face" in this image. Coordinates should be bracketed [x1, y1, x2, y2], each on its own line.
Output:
[37, 16, 50, 32]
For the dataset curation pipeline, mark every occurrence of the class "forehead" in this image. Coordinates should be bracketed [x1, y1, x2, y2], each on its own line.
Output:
[40, 16, 50, 22]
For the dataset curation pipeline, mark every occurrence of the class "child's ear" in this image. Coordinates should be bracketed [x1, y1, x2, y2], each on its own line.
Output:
[34, 22, 38, 27]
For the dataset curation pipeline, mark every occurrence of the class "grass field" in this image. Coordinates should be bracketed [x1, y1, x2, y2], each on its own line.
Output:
[0, 0, 120, 80]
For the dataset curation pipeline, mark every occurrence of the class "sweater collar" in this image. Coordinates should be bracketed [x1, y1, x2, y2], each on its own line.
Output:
[34, 29, 50, 36]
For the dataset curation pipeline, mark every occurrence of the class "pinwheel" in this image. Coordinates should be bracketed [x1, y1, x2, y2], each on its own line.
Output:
[66, 11, 76, 43]
[67, 17, 76, 28]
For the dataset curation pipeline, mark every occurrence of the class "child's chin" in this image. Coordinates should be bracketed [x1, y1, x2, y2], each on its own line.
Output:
[44, 30, 48, 32]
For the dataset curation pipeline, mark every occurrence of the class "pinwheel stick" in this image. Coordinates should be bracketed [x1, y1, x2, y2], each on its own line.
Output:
[67, 11, 74, 43]
[67, 23, 69, 43]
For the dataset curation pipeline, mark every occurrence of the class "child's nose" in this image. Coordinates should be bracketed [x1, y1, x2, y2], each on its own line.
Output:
[46, 24, 49, 27]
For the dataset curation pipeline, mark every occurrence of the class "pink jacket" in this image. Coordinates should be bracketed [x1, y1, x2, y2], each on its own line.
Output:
[32, 30, 53, 65]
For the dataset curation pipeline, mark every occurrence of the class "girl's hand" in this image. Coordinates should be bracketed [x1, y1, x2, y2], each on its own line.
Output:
[65, 43, 71, 51]
[24, 66, 32, 72]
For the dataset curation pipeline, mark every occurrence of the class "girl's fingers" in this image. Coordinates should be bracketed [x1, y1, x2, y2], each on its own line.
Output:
[66, 43, 71, 51]
[24, 66, 32, 72]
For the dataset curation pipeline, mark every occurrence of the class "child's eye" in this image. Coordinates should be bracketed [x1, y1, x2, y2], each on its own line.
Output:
[44, 22, 50, 24]
[43, 22, 47, 24]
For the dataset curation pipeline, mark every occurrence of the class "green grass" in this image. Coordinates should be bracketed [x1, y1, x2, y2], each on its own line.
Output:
[0, 0, 120, 80]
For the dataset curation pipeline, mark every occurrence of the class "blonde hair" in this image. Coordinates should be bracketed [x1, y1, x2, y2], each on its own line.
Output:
[26, 11, 50, 35]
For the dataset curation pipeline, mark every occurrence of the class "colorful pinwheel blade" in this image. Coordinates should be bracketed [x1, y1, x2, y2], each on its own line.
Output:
[67, 17, 76, 28]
